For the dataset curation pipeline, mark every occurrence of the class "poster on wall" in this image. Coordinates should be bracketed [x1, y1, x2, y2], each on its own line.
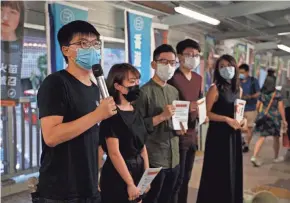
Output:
[204, 35, 216, 92]
[154, 28, 168, 48]
[126, 11, 152, 85]
[234, 44, 247, 67]
[47, 2, 88, 73]
[1, 1, 25, 103]
[103, 48, 125, 77]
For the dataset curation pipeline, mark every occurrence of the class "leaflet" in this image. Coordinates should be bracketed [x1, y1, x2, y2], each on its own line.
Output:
[234, 99, 246, 123]
[137, 167, 162, 195]
[172, 100, 190, 130]
[197, 98, 206, 125]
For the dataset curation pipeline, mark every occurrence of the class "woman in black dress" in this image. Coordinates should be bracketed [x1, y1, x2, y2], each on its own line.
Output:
[196, 55, 246, 203]
[99, 63, 150, 203]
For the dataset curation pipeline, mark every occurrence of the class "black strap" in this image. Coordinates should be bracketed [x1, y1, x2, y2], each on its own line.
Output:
[250, 77, 256, 94]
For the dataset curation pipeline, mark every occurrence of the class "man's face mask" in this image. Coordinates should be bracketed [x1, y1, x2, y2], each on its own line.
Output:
[74, 47, 101, 70]
[156, 63, 175, 81]
[184, 56, 200, 70]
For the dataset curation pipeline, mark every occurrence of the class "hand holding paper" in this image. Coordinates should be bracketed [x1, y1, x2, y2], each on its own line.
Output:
[234, 99, 246, 123]
[137, 168, 162, 195]
[172, 101, 190, 130]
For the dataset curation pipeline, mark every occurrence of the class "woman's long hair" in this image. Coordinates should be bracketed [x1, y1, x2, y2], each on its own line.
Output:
[261, 75, 276, 94]
[106, 63, 140, 104]
[213, 54, 240, 93]
[1, 1, 25, 40]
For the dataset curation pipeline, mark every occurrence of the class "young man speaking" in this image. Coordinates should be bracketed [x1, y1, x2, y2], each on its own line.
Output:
[37, 20, 116, 202]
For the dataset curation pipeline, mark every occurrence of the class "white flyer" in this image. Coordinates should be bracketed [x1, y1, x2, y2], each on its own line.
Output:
[172, 100, 190, 130]
[137, 167, 162, 195]
[197, 98, 206, 125]
[234, 99, 246, 123]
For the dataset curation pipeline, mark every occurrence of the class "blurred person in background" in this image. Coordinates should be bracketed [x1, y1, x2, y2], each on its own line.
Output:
[239, 64, 260, 152]
[168, 39, 203, 203]
[251, 74, 287, 167]
[99, 63, 150, 203]
[196, 55, 246, 203]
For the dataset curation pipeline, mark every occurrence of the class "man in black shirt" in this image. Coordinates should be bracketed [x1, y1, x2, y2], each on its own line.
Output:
[37, 20, 116, 202]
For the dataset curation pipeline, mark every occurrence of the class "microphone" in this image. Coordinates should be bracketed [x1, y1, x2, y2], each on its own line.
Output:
[92, 64, 110, 98]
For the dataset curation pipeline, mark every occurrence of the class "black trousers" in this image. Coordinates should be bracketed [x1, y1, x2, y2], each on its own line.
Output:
[100, 155, 144, 203]
[286, 107, 290, 140]
[170, 144, 196, 203]
[37, 195, 101, 203]
[143, 165, 180, 203]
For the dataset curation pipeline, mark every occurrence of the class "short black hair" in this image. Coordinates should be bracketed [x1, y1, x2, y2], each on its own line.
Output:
[267, 68, 275, 76]
[176, 39, 201, 55]
[57, 20, 100, 63]
[153, 44, 176, 61]
[239, 64, 249, 72]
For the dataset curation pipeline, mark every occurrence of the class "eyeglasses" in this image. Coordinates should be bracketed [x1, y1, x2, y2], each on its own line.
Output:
[182, 53, 200, 58]
[156, 59, 177, 67]
[69, 40, 102, 50]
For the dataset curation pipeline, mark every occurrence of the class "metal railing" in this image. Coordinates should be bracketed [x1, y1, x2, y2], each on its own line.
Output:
[1, 97, 42, 181]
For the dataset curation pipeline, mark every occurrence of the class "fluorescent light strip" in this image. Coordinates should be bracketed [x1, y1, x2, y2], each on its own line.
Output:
[174, 6, 220, 26]
[277, 44, 290, 53]
[278, 32, 290, 36]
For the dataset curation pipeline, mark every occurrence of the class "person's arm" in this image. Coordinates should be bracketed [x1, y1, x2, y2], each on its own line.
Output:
[135, 89, 170, 129]
[278, 101, 287, 122]
[106, 138, 135, 186]
[141, 146, 149, 170]
[38, 75, 116, 147]
[206, 85, 227, 122]
[98, 146, 104, 169]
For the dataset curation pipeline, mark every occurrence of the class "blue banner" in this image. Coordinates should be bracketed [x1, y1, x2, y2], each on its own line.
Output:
[48, 3, 88, 73]
[127, 12, 152, 85]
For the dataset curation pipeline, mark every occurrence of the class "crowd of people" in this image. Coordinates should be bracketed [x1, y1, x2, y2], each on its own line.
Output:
[35, 20, 289, 203]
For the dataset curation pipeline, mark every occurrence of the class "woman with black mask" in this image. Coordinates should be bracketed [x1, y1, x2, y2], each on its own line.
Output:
[196, 55, 245, 203]
[251, 74, 287, 166]
[99, 63, 150, 203]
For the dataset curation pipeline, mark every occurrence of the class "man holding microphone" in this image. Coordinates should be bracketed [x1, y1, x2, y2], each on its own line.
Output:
[36, 20, 116, 202]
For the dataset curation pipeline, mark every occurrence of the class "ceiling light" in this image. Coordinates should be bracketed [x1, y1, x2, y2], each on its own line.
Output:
[277, 44, 290, 53]
[174, 6, 220, 25]
[278, 32, 290, 36]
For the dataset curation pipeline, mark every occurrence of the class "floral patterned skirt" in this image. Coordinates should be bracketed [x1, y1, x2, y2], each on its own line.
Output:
[254, 114, 281, 137]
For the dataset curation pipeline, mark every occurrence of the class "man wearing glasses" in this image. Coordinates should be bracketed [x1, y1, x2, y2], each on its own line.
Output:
[37, 20, 116, 202]
[168, 39, 203, 203]
[136, 44, 182, 203]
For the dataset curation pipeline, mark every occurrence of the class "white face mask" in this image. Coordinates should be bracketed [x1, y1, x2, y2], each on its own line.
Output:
[219, 66, 235, 80]
[184, 56, 200, 70]
[156, 63, 176, 81]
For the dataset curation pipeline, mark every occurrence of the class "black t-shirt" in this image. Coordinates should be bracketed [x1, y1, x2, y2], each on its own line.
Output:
[99, 109, 147, 160]
[37, 70, 100, 200]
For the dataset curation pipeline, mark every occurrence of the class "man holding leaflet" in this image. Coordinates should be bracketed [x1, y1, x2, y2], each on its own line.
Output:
[168, 39, 203, 203]
[136, 44, 183, 203]
[37, 20, 116, 202]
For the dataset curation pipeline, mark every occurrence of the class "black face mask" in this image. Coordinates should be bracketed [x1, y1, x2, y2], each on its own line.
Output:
[123, 85, 140, 102]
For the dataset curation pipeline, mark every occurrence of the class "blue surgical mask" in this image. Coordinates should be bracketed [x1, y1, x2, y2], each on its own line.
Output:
[239, 73, 245, 80]
[75, 47, 100, 70]
[219, 66, 235, 80]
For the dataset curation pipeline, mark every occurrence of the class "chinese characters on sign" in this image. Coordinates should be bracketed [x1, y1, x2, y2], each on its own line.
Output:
[127, 12, 152, 85]
[1, 42, 23, 101]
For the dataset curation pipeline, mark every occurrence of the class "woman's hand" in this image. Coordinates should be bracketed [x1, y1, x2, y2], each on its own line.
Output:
[127, 183, 140, 201]
[225, 117, 240, 130]
[240, 118, 248, 132]
[176, 122, 187, 135]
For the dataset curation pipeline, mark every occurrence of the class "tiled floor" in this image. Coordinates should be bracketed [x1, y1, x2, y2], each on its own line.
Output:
[2, 137, 290, 203]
